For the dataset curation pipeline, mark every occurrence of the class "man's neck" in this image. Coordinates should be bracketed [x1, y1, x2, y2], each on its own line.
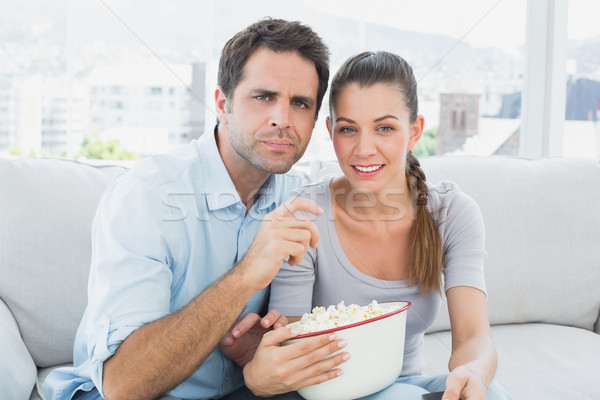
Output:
[214, 126, 271, 210]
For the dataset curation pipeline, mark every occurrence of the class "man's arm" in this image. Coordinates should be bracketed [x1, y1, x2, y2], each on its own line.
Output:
[102, 264, 256, 400]
[102, 197, 324, 400]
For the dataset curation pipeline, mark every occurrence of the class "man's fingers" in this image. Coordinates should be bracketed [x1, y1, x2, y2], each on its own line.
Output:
[220, 332, 234, 347]
[261, 309, 282, 328]
[273, 314, 288, 329]
[277, 197, 323, 219]
[231, 313, 261, 338]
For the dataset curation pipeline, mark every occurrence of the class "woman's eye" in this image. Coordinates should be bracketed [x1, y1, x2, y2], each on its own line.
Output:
[377, 125, 393, 132]
[339, 126, 356, 134]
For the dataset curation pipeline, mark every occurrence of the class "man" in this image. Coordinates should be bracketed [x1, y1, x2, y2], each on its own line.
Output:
[44, 18, 348, 400]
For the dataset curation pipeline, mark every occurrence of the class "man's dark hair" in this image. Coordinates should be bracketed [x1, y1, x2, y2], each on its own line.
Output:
[218, 18, 330, 120]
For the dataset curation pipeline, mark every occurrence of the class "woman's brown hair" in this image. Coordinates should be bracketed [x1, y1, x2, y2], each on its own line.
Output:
[329, 51, 443, 293]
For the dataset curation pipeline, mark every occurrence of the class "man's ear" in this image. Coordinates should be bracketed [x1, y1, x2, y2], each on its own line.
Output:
[407, 115, 425, 151]
[326, 117, 333, 140]
[215, 86, 228, 125]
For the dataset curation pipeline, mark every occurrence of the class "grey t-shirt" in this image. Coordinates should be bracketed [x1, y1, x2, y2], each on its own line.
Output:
[269, 177, 487, 376]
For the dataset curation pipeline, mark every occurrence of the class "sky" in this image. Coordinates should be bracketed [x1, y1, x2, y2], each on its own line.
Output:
[302, 0, 600, 54]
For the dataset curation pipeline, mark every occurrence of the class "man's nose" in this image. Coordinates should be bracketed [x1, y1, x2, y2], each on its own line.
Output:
[270, 101, 291, 130]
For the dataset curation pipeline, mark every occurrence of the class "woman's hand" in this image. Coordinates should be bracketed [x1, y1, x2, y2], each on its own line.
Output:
[243, 325, 349, 397]
[444, 287, 498, 400]
[443, 364, 487, 400]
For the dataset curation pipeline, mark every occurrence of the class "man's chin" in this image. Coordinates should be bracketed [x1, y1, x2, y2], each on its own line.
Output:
[255, 158, 298, 174]
[261, 163, 294, 175]
[250, 147, 308, 174]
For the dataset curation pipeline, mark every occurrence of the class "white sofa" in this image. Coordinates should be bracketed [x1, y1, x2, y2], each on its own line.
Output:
[1, 155, 600, 399]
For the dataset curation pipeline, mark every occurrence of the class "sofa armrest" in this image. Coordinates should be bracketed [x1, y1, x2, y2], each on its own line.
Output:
[0, 298, 37, 399]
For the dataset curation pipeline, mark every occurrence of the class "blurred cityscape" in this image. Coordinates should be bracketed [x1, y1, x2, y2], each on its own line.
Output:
[1, 0, 599, 161]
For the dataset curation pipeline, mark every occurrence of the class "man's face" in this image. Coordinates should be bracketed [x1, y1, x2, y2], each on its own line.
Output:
[219, 48, 319, 174]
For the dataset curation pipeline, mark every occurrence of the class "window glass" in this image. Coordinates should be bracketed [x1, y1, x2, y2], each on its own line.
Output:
[564, 0, 600, 159]
[7, 0, 588, 162]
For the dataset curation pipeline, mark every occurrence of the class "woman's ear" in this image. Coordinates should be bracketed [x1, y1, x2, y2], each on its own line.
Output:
[215, 86, 228, 125]
[326, 116, 333, 140]
[407, 115, 425, 151]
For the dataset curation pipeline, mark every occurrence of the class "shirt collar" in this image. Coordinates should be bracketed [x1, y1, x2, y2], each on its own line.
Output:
[194, 128, 240, 210]
[254, 174, 278, 212]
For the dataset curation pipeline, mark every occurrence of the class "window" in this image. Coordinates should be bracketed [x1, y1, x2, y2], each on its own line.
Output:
[1, 0, 597, 160]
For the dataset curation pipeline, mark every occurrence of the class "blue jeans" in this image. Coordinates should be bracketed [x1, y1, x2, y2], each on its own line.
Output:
[221, 386, 303, 400]
[73, 375, 511, 400]
[72, 386, 300, 400]
[359, 374, 512, 400]
[72, 387, 180, 400]
[221, 375, 512, 400]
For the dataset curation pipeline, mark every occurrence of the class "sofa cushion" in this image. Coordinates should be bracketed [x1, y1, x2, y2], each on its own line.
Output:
[421, 156, 600, 332]
[0, 297, 36, 399]
[0, 158, 126, 367]
[310, 157, 600, 332]
[423, 323, 600, 399]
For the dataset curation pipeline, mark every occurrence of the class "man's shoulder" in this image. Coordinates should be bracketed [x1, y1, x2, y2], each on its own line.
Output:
[125, 142, 202, 188]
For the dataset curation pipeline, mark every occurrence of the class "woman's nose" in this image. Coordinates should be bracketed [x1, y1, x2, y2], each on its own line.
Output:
[353, 131, 377, 157]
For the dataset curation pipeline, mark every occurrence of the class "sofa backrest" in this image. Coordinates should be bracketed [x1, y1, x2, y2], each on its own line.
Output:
[309, 156, 600, 333]
[0, 157, 126, 367]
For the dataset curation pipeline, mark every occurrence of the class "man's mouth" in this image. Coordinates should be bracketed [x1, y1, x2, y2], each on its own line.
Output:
[264, 140, 292, 151]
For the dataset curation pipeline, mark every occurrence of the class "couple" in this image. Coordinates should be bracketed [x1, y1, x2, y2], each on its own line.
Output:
[44, 18, 511, 400]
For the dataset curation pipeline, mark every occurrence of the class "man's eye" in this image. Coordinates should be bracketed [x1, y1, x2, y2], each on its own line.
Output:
[256, 95, 270, 101]
[293, 101, 308, 109]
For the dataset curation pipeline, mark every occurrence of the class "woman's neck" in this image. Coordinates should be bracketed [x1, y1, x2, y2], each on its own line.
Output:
[330, 176, 415, 221]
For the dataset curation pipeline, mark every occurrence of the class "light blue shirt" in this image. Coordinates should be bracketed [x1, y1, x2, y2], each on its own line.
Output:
[43, 130, 306, 400]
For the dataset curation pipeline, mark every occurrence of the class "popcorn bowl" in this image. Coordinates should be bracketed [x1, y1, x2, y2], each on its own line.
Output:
[283, 301, 411, 400]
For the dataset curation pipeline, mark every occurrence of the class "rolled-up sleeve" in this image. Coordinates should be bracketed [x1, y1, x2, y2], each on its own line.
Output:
[84, 172, 179, 394]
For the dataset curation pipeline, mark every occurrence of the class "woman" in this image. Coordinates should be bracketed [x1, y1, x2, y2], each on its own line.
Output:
[269, 51, 511, 400]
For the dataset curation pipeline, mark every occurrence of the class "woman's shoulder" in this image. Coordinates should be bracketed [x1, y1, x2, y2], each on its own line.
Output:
[427, 180, 482, 220]
[291, 176, 335, 199]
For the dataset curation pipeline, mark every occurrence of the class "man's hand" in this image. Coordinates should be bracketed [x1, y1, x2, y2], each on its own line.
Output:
[243, 324, 350, 397]
[239, 197, 322, 292]
[219, 309, 287, 367]
[443, 364, 487, 400]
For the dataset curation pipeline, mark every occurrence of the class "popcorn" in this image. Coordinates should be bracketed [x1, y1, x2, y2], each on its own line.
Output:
[294, 300, 394, 334]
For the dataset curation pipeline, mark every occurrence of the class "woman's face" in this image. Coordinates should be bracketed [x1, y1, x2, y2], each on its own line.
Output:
[327, 82, 424, 194]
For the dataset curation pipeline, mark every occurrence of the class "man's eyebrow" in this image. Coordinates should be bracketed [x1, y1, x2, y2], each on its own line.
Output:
[292, 95, 315, 107]
[248, 90, 315, 106]
[249, 88, 278, 97]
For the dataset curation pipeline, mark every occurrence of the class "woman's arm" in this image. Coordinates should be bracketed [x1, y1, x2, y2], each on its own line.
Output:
[443, 286, 498, 400]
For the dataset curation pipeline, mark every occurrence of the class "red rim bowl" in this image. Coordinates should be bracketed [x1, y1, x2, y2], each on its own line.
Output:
[290, 300, 411, 339]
